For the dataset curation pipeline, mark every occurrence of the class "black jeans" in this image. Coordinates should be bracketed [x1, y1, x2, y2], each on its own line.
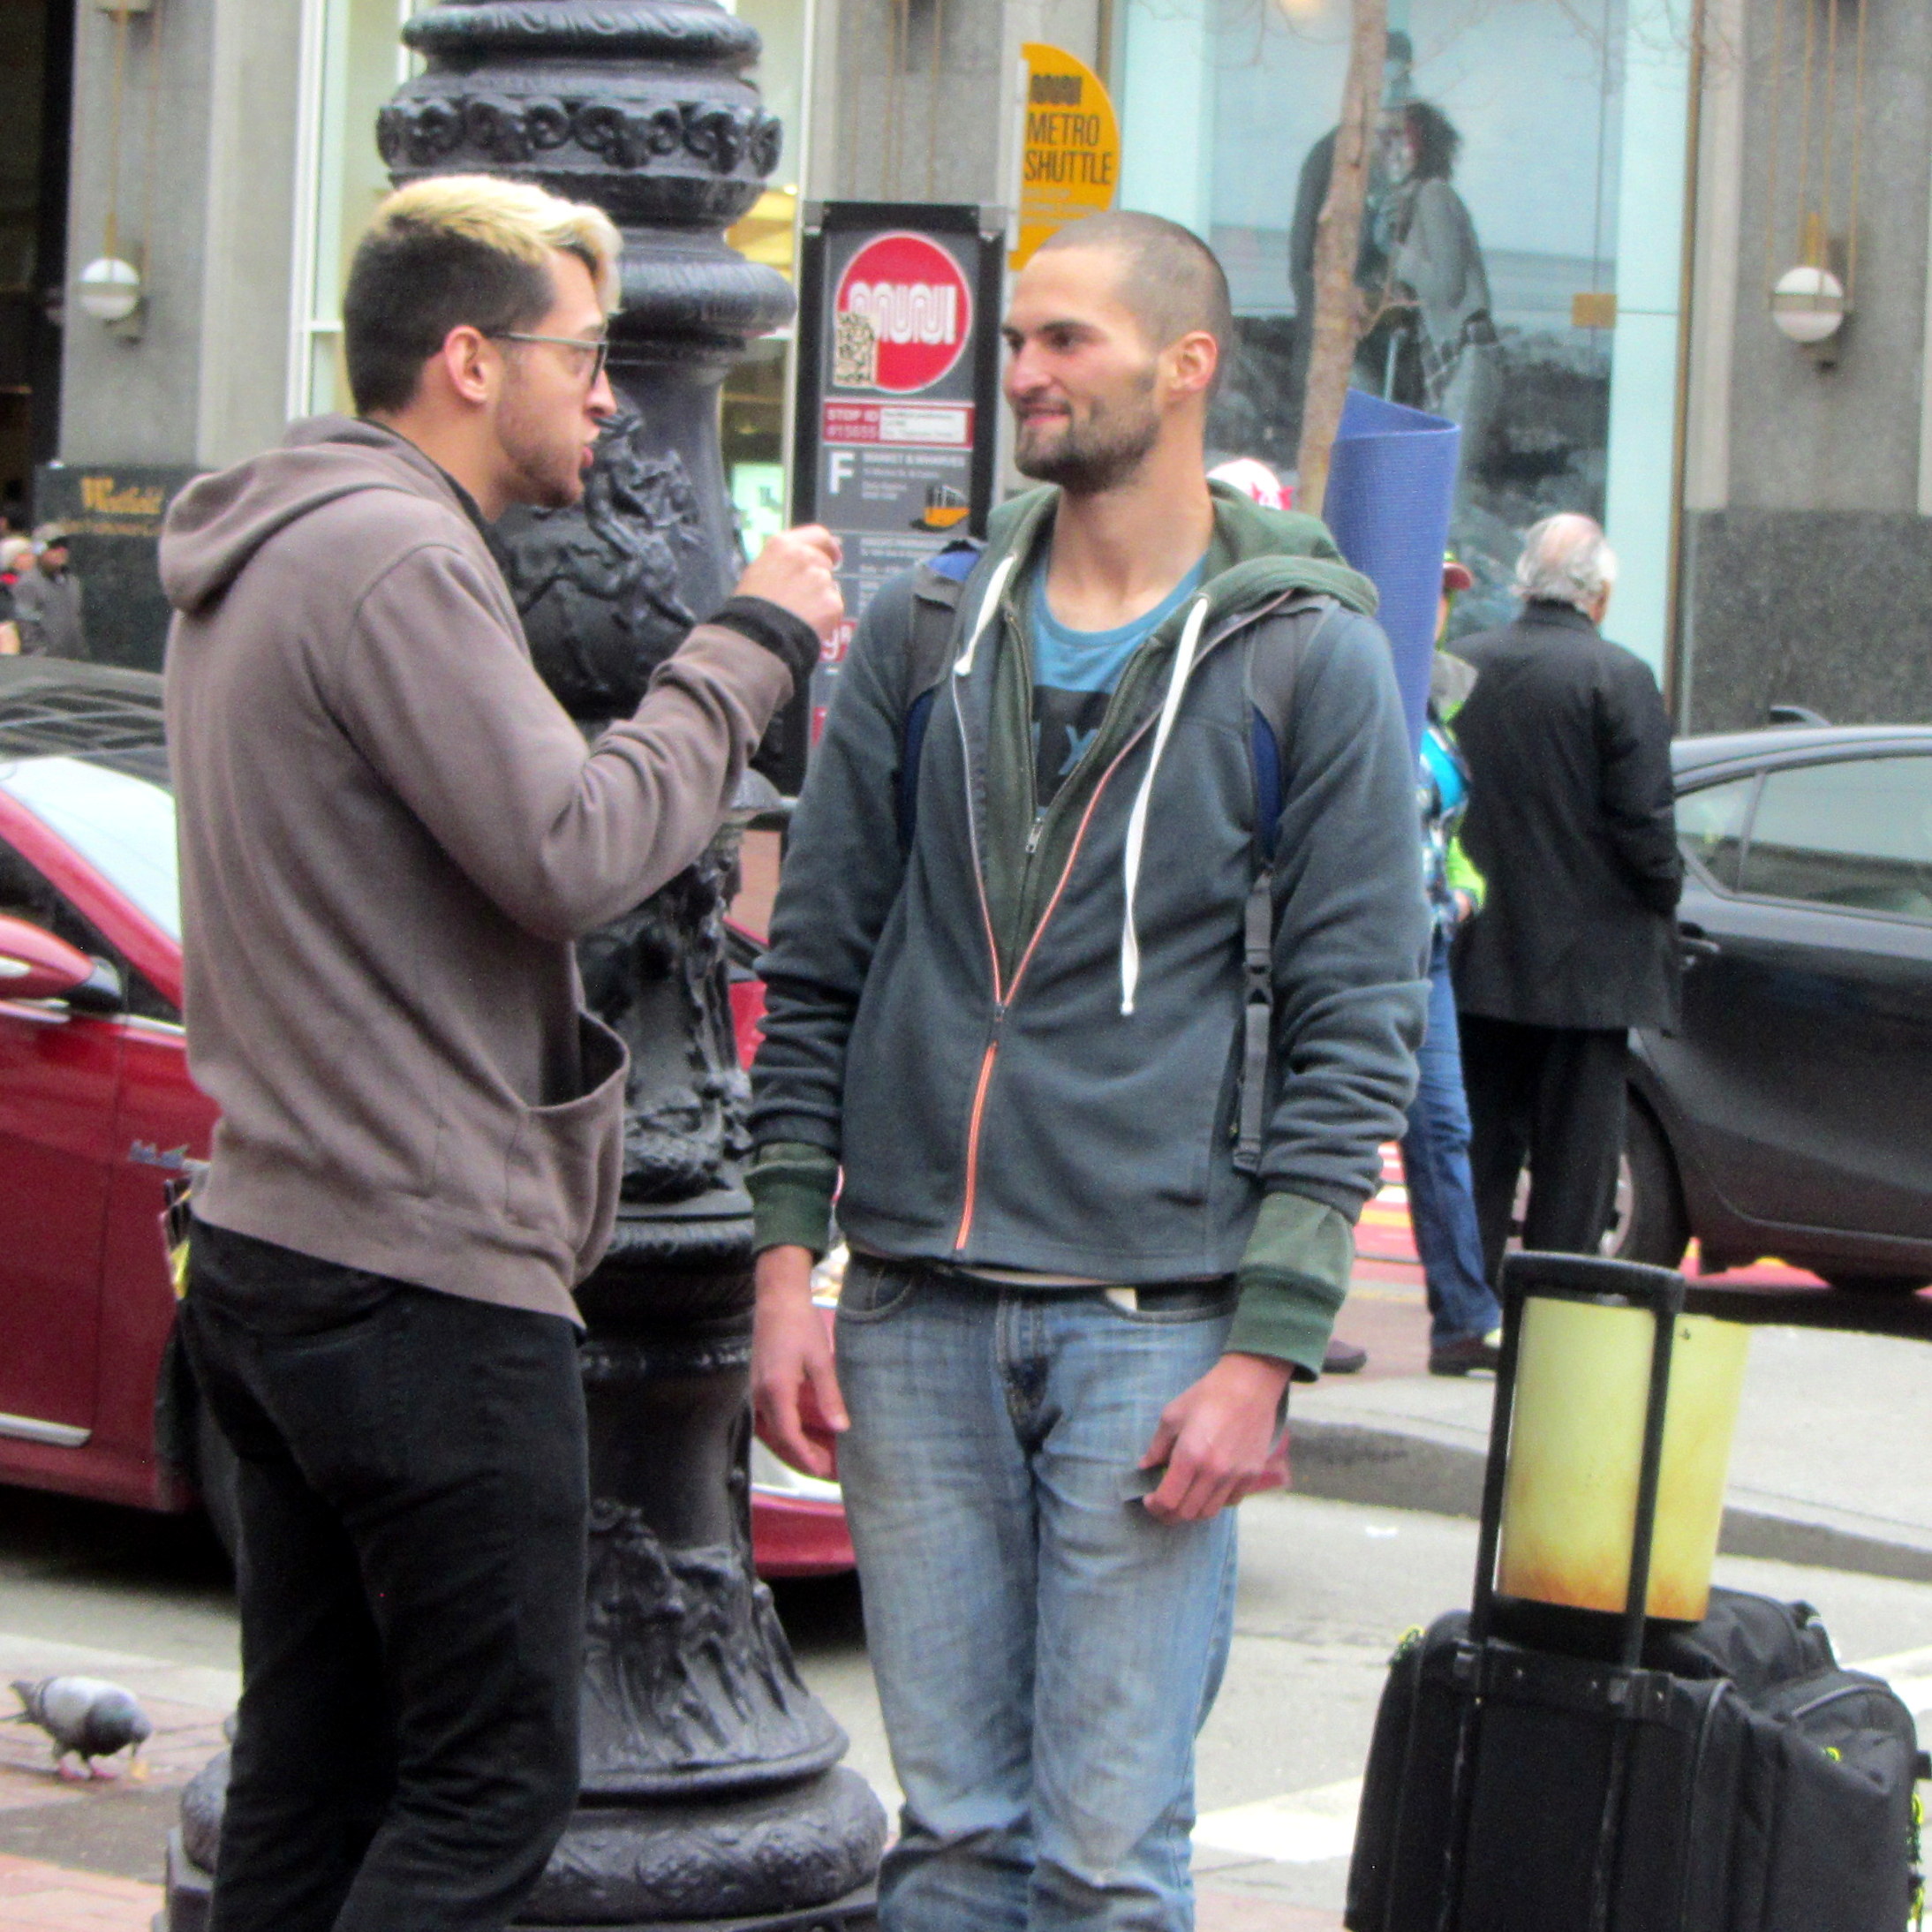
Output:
[180, 1219, 587, 1932]
[1457, 1016, 1629, 1285]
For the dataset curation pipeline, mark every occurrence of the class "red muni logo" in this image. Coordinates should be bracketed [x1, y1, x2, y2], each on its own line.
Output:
[833, 232, 972, 395]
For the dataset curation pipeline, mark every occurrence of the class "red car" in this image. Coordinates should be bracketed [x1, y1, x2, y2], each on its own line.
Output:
[0, 657, 851, 1576]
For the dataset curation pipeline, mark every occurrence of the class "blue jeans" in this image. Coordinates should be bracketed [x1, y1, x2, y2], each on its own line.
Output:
[1401, 934, 1503, 1347]
[834, 1262, 1240, 1932]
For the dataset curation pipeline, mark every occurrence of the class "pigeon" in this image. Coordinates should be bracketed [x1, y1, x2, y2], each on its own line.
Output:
[10, 1676, 154, 1779]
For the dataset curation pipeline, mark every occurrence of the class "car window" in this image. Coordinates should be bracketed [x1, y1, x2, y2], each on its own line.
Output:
[0, 840, 115, 965]
[0, 755, 179, 940]
[1738, 756, 1932, 921]
[0, 836, 176, 1023]
[1675, 774, 1755, 890]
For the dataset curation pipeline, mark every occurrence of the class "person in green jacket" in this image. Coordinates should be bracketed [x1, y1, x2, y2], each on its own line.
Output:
[748, 212, 1427, 1932]
[1405, 557, 1505, 1374]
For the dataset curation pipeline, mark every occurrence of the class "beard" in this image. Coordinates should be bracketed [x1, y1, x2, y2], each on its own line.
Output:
[495, 373, 590, 511]
[1013, 367, 1161, 495]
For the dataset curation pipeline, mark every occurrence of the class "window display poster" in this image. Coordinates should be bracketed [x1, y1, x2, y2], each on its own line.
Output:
[1196, 0, 1632, 637]
[793, 202, 1004, 765]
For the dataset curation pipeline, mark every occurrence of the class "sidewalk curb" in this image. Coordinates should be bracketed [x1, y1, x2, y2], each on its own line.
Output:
[1290, 1419, 1932, 1587]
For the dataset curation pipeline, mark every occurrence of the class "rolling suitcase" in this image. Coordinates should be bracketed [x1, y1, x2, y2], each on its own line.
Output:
[1344, 1254, 1925, 1932]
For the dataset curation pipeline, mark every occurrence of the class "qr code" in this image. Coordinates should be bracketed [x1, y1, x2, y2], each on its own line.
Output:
[834, 308, 878, 389]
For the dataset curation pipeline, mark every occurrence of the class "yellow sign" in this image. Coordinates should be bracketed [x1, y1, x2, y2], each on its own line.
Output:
[1011, 44, 1120, 270]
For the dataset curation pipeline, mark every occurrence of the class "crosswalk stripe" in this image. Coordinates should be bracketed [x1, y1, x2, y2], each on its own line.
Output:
[1195, 1778, 1362, 1865]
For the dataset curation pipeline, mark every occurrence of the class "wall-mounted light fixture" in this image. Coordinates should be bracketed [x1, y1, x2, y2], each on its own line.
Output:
[1770, 261, 1845, 347]
[78, 257, 142, 324]
[78, 0, 162, 336]
[1762, 0, 1868, 369]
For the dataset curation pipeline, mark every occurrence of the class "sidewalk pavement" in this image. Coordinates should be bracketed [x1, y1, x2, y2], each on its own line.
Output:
[1303, 1165, 1932, 1586]
[0, 1634, 234, 1932]
[0, 1856, 157, 1932]
[4, 1155, 1923, 1932]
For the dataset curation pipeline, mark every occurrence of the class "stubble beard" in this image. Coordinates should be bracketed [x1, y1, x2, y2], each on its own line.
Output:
[1013, 367, 1162, 498]
[496, 371, 589, 511]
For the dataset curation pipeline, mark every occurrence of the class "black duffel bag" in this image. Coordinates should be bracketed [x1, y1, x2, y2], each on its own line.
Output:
[1345, 1255, 1924, 1932]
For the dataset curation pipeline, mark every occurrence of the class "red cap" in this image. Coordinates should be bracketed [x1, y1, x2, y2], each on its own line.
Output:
[1442, 555, 1474, 593]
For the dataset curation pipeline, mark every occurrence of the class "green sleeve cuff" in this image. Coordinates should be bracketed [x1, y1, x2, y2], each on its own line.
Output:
[1227, 1190, 1356, 1379]
[748, 1140, 840, 1258]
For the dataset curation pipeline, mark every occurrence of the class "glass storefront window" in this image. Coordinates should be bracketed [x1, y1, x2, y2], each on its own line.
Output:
[290, 0, 427, 420]
[721, 0, 807, 568]
[1118, 0, 1692, 672]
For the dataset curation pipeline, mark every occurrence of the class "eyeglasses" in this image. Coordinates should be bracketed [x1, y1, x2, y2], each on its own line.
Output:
[488, 331, 611, 385]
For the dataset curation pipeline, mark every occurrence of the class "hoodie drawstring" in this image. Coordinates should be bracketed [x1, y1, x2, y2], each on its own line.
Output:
[1119, 594, 1211, 1015]
[953, 556, 1017, 678]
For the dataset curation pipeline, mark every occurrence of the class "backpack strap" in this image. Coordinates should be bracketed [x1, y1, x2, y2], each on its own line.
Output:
[898, 540, 984, 850]
[1233, 592, 1337, 1174]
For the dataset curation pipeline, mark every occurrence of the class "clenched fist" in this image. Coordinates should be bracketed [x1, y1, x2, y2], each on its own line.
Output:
[736, 526, 844, 642]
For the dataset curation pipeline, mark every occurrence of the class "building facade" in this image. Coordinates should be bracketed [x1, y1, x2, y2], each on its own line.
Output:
[39, 0, 1932, 731]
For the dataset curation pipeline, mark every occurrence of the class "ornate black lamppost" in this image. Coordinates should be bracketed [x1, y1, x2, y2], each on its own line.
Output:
[164, 4, 884, 1927]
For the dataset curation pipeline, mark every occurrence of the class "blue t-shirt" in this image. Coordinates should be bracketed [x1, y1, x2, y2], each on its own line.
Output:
[1030, 558, 1207, 808]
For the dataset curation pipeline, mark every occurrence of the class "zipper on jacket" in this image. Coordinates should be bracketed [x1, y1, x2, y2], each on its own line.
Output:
[949, 733, 1140, 1251]
[945, 586, 1302, 1254]
[953, 1015, 1004, 1249]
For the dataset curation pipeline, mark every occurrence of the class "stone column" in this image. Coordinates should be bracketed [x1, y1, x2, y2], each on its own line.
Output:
[165, 4, 883, 1928]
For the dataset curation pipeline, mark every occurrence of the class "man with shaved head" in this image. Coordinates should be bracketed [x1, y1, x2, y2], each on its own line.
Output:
[749, 212, 1427, 1928]
[1450, 513, 1682, 1281]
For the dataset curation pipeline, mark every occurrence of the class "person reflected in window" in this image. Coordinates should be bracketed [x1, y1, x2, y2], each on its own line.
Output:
[1286, 32, 1417, 429]
[1376, 101, 1498, 487]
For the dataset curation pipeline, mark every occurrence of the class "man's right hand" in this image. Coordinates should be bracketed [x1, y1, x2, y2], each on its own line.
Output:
[735, 526, 844, 642]
[751, 1245, 849, 1479]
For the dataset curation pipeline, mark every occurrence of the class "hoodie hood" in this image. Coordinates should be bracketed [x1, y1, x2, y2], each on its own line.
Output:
[983, 479, 1378, 626]
[161, 416, 463, 617]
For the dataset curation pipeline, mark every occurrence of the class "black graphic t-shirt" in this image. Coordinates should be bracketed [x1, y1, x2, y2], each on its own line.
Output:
[1029, 557, 1207, 810]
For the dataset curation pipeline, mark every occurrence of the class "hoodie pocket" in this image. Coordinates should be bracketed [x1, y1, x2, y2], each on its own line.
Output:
[503, 1014, 627, 1275]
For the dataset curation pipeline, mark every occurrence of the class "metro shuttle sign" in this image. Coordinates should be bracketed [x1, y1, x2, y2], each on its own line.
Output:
[831, 231, 972, 395]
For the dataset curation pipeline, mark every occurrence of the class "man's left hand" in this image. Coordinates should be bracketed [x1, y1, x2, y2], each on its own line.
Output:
[1139, 1352, 1293, 1524]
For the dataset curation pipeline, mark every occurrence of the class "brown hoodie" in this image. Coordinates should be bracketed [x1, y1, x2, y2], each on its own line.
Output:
[162, 416, 791, 1323]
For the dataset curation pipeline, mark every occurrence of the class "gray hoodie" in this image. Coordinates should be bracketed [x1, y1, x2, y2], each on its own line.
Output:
[162, 416, 790, 1322]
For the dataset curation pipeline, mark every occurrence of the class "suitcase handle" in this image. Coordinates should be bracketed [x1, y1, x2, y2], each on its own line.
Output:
[1468, 1251, 1686, 1668]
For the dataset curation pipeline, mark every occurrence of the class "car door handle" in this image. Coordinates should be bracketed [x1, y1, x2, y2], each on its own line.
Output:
[1678, 921, 1721, 962]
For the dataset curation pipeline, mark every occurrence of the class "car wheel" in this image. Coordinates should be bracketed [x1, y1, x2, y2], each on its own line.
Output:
[195, 1396, 241, 1565]
[1818, 1272, 1932, 1295]
[1605, 1101, 1689, 1270]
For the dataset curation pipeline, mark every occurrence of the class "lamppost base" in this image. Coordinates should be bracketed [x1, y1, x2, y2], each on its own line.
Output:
[161, 1840, 875, 1932]
[521, 1885, 879, 1931]
[159, 1767, 884, 1932]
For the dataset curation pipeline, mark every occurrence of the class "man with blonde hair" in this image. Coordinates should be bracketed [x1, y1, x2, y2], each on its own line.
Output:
[162, 175, 841, 1932]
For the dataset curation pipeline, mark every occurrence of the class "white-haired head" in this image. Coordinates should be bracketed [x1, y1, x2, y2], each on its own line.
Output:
[1513, 513, 1618, 618]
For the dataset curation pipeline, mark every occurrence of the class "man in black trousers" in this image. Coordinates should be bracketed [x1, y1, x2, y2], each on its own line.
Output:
[1450, 513, 1681, 1283]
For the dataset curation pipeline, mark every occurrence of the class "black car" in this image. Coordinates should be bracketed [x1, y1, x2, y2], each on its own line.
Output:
[1611, 723, 1932, 1291]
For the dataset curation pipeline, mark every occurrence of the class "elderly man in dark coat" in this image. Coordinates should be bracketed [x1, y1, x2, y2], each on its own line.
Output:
[1451, 513, 1681, 1285]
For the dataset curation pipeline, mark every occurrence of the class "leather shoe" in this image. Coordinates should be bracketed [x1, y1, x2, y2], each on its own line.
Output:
[1429, 1331, 1502, 1377]
[1324, 1338, 1369, 1375]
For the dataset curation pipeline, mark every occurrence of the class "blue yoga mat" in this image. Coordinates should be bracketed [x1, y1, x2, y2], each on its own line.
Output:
[1324, 389, 1460, 753]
